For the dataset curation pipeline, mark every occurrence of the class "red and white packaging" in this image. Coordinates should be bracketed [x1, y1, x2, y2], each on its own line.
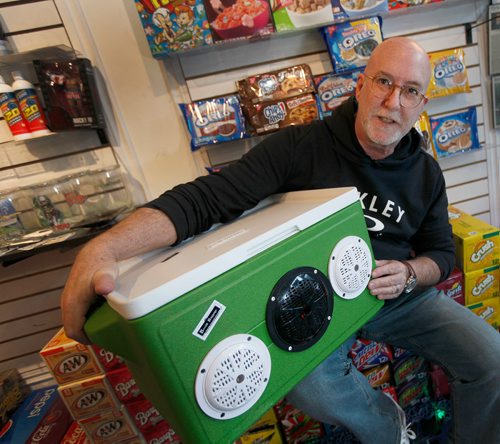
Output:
[363, 363, 392, 389]
[349, 338, 393, 371]
[91, 345, 126, 373]
[125, 398, 163, 432]
[59, 421, 91, 444]
[142, 419, 182, 444]
[58, 374, 121, 420]
[435, 266, 465, 305]
[106, 367, 145, 405]
[78, 408, 138, 444]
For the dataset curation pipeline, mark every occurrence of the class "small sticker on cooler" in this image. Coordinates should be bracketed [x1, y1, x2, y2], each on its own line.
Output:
[193, 300, 226, 340]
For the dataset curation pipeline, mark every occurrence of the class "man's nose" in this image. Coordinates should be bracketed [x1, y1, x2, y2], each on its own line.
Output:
[383, 85, 401, 108]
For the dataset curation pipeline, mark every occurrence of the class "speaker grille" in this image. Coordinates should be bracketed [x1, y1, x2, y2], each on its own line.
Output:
[195, 335, 271, 419]
[266, 267, 333, 352]
[329, 236, 372, 299]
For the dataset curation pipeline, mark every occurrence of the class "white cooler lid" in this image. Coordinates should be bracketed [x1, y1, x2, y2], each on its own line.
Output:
[107, 187, 359, 319]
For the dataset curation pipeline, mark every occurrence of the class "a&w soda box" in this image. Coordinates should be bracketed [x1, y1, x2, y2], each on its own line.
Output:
[39, 328, 103, 385]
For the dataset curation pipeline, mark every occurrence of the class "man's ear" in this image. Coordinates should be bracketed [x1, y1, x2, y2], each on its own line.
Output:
[355, 74, 365, 100]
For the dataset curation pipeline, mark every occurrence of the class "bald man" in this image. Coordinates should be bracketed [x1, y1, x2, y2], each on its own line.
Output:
[61, 37, 500, 443]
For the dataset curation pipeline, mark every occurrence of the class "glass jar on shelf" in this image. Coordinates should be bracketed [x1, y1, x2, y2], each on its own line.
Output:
[31, 179, 74, 230]
[90, 165, 132, 215]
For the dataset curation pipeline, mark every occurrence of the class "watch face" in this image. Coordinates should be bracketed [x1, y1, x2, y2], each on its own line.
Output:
[404, 276, 417, 293]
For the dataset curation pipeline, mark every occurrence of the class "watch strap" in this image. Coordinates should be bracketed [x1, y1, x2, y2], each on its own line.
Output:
[400, 260, 417, 293]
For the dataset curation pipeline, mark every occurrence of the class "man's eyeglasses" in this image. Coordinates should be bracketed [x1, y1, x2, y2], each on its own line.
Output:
[364, 74, 427, 108]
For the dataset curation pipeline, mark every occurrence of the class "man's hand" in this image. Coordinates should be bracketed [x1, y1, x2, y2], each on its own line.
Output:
[60, 241, 118, 344]
[367, 259, 409, 300]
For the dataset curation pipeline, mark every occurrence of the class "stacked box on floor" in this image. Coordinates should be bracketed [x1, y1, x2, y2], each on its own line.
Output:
[448, 206, 500, 329]
[39, 328, 158, 444]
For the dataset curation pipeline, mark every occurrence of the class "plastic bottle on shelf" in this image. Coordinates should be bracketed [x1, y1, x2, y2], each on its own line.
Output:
[11, 71, 51, 137]
[0, 75, 31, 141]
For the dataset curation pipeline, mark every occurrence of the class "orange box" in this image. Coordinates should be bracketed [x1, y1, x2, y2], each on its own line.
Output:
[39, 328, 103, 385]
[60, 421, 91, 444]
[448, 206, 500, 273]
[467, 296, 500, 328]
[58, 374, 120, 420]
[78, 408, 138, 444]
[464, 265, 500, 305]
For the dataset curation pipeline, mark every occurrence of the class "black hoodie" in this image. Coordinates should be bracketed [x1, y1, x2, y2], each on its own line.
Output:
[147, 97, 455, 281]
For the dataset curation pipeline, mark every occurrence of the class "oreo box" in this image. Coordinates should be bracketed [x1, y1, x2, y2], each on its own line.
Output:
[0, 386, 72, 444]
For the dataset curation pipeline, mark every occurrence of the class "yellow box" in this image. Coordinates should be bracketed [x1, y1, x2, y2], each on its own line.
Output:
[464, 265, 500, 305]
[40, 328, 103, 385]
[448, 206, 500, 273]
[235, 408, 283, 444]
[467, 296, 500, 328]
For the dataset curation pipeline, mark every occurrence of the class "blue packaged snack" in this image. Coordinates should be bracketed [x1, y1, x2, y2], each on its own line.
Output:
[314, 70, 360, 118]
[430, 107, 480, 158]
[323, 17, 383, 74]
[180, 95, 248, 150]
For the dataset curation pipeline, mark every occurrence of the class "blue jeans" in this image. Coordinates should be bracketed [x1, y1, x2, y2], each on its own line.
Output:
[287, 288, 500, 443]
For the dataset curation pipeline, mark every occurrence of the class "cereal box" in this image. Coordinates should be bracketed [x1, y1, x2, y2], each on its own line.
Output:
[39, 328, 103, 385]
[332, 0, 388, 22]
[430, 107, 480, 158]
[323, 17, 383, 74]
[467, 296, 500, 328]
[134, 0, 213, 57]
[204, 0, 274, 42]
[463, 265, 500, 305]
[271, 0, 333, 32]
[448, 206, 500, 273]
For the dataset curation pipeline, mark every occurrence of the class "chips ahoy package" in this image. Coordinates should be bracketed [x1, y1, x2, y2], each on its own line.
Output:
[430, 107, 480, 158]
[180, 95, 249, 150]
[323, 17, 383, 74]
[134, 0, 213, 57]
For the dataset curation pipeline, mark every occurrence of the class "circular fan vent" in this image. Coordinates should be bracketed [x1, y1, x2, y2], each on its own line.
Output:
[195, 334, 271, 420]
[266, 267, 333, 352]
[328, 236, 372, 299]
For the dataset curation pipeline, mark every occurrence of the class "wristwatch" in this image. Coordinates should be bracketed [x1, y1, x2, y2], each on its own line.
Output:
[401, 260, 417, 293]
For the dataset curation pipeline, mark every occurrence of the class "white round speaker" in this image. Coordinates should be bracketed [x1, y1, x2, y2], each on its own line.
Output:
[328, 236, 372, 299]
[195, 334, 271, 420]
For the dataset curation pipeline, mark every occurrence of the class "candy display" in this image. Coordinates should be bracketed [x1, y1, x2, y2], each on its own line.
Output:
[427, 48, 471, 99]
[203, 0, 274, 41]
[430, 107, 480, 158]
[134, 0, 213, 56]
[180, 94, 248, 149]
[323, 17, 384, 74]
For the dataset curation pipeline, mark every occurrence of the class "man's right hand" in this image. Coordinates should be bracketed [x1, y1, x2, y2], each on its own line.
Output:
[61, 240, 118, 344]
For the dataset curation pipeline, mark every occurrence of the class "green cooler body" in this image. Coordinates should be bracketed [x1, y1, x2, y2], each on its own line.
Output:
[85, 187, 383, 443]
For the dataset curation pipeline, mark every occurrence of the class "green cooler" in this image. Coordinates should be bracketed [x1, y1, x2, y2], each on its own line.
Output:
[85, 187, 383, 443]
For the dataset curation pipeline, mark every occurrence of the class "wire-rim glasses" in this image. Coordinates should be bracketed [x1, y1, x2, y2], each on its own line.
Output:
[364, 74, 427, 108]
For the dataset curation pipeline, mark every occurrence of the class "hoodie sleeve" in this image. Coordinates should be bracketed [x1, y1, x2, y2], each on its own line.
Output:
[411, 164, 455, 281]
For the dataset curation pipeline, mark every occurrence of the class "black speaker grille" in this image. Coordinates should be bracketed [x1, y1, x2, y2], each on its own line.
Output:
[266, 267, 334, 352]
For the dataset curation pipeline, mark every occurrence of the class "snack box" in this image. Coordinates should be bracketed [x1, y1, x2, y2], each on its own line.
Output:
[0, 369, 30, 431]
[236, 407, 282, 444]
[60, 421, 91, 444]
[58, 374, 121, 420]
[78, 407, 139, 444]
[40, 328, 103, 385]
[434, 266, 464, 305]
[467, 296, 500, 328]
[271, 0, 334, 32]
[463, 265, 500, 305]
[0, 386, 72, 444]
[448, 206, 500, 273]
